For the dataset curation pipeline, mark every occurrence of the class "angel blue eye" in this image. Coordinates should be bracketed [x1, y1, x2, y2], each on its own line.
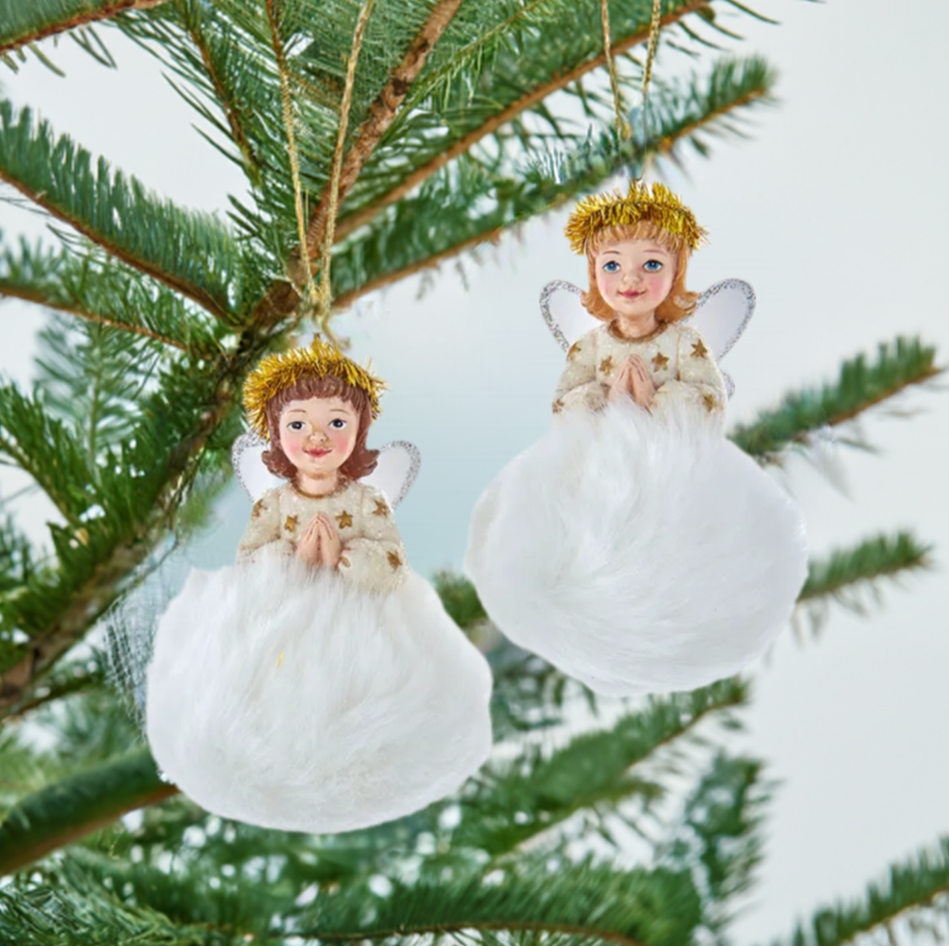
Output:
[644, 259, 663, 272]
[603, 260, 620, 272]
[329, 419, 347, 429]
[287, 420, 305, 431]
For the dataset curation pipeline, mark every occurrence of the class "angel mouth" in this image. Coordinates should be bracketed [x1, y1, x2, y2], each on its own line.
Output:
[305, 448, 332, 458]
[618, 290, 644, 299]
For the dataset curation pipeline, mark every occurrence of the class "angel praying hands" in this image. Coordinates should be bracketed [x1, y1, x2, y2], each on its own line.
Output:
[145, 339, 492, 835]
[466, 181, 808, 697]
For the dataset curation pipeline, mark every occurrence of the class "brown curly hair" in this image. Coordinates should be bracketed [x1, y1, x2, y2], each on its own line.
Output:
[262, 374, 379, 482]
[581, 221, 699, 324]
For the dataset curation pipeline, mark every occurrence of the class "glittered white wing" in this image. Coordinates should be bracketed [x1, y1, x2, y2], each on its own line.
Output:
[360, 441, 421, 509]
[683, 279, 755, 363]
[232, 431, 283, 502]
[682, 279, 755, 398]
[540, 280, 599, 351]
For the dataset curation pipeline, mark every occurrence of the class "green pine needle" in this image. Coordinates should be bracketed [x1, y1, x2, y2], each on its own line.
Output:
[774, 836, 949, 946]
[797, 531, 931, 626]
[730, 337, 940, 460]
[0, 99, 251, 321]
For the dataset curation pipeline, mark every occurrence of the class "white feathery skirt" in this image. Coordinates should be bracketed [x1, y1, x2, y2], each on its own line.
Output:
[146, 553, 493, 834]
[465, 399, 807, 696]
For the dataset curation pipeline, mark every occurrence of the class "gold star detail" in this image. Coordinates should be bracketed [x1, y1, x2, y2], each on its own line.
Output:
[338, 555, 350, 569]
[252, 499, 265, 519]
[702, 393, 717, 413]
[651, 352, 670, 372]
[284, 515, 298, 533]
[552, 398, 565, 415]
[567, 342, 582, 361]
[599, 355, 615, 374]
[373, 499, 389, 518]
[387, 550, 402, 570]
[336, 510, 353, 529]
[691, 339, 709, 359]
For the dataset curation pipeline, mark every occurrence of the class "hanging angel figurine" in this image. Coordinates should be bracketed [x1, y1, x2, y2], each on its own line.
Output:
[145, 338, 493, 833]
[465, 181, 808, 697]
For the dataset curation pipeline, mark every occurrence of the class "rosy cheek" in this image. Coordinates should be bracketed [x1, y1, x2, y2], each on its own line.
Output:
[598, 273, 617, 299]
[328, 427, 354, 454]
[646, 273, 668, 296]
[281, 431, 305, 461]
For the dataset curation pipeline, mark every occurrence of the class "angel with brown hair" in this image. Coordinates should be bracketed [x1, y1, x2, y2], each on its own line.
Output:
[145, 339, 492, 836]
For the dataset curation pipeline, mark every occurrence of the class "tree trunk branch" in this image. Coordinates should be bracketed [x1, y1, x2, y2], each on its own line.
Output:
[0, 0, 169, 57]
[0, 749, 178, 876]
[304, 0, 465, 260]
[334, 0, 710, 240]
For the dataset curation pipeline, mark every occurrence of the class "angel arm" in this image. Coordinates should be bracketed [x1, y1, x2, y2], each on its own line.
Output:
[236, 490, 294, 563]
[653, 327, 727, 414]
[337, 488, 407, 594]
[553, 333, 607, 413]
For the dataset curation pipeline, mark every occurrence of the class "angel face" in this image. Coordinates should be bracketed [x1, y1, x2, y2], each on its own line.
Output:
[279, 396, 359, 490]
[594, 238, 676, 325]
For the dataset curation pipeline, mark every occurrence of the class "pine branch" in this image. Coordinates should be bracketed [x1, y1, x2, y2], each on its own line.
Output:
[0, 748, 174, 877]
[335, 0, 710, 238]
[304, 0, 465, 259]
[0, 99, 248, 322]
[296, 856, 702, 946]
[454, 680, 748, 858]
[432, 569, 487, 629]
[659, 753, 769, 932]
[1, 282, 187, 351]
[180, 11, 262, 182]
[797, 531, 931, 627]
[0, 0, 168, 57]
[730, 337, 941, 460]
[775, 837, 949, 946]
[0, 235, 220, 352]
[0, 384, 96, 524]
[332, 56, 773, 308]
[0, 858, 214, 945]
[8, 660, 101, 718]
[0, 349, 254, 719]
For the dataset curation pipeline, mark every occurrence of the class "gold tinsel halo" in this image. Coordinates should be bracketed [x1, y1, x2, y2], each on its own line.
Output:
[565, 180, 707, 255]
[243, 337, 386, 439]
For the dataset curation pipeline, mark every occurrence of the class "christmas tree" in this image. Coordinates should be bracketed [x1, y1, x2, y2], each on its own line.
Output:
[0, 1, 945, 944]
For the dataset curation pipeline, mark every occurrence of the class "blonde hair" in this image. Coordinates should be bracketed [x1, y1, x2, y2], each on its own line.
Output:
[580, 221, 698, 324]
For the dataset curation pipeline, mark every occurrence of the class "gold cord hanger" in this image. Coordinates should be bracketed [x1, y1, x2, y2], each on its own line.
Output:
[275, 0, 376, 340]
[317, 0, 377, 336]
[601, 0, 663, 180]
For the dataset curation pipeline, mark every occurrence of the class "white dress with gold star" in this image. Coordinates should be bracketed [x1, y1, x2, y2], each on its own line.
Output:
[146, 479, 493, 834]
[466, 320, 807, 697]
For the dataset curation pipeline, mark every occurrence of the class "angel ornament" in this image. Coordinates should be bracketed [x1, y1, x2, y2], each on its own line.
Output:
[146, 339, 492, 833]
[465, 182, 808, 696]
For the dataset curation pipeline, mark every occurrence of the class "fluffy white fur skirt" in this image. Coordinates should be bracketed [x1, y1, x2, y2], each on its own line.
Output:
[465, 399, 807, 696]
[146, 552, 493, 834]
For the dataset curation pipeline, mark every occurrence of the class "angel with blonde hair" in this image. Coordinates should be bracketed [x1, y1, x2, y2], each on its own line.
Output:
[466, 181, 808, 697]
